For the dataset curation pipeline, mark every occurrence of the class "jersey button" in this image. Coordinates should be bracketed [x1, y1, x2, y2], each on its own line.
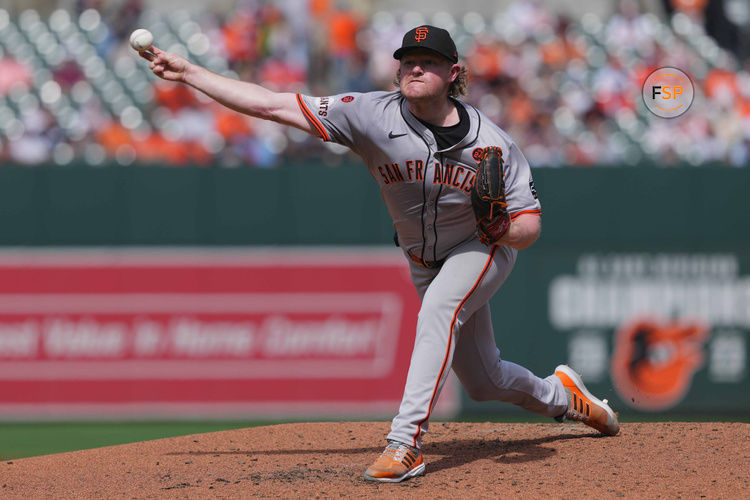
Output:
[426, 224, 433, 230]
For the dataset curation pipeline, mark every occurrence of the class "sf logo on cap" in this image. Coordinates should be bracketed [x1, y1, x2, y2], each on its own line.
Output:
[642, 67, 694, 118]
[415, 26, 429, 42]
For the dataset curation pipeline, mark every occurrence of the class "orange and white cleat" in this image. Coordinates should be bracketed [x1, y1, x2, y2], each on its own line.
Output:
[364, 440, 425, 482]
[554, 364, 620, 436]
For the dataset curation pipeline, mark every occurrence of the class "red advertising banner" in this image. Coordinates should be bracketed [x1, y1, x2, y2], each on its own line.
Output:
[0, 249, 459, 419]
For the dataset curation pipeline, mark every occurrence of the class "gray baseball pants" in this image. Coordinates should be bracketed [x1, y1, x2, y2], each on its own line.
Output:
[387, 238, 568, 448]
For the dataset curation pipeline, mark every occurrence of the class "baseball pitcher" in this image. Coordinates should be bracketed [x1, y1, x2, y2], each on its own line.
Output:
[138, 24, 619, 483]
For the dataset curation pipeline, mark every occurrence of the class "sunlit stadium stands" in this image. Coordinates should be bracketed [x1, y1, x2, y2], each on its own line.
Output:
[0, 2, 747, 167]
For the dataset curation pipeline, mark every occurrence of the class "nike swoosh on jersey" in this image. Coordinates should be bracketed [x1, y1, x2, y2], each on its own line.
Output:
[388, 131, 407, 139]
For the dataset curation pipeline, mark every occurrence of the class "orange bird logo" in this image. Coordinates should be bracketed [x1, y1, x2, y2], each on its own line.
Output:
[611, 317, 708, 411]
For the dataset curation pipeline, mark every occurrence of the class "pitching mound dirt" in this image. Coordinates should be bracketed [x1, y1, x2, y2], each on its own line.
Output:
[1, 421, 747, 498]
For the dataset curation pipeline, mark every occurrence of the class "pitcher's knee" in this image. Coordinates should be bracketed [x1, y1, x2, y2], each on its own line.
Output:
[463, 382, 496, 402]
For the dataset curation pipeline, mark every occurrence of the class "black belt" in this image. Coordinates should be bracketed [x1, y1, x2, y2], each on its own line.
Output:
[409, 252, 446, 269]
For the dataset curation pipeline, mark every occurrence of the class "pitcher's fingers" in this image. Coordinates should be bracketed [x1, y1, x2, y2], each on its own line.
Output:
[139, 50, 155, 62]
[149, 53, 167, 69]
[154, 51, 172, 66]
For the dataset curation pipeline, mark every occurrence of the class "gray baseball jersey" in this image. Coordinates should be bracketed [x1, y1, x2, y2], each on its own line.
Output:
[297, 91, 540, 263]
[297, 90, 565, 448]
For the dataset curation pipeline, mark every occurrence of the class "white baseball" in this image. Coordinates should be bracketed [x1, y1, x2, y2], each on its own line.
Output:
[129, 28, 154, 52]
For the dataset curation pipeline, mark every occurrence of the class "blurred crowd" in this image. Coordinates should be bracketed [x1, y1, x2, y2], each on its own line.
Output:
[0, 0, 749, 168]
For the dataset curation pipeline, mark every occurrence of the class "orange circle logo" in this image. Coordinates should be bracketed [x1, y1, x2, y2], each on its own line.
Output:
[642, 67, 694, 118]
[415, 27, 429, 42]
[472, 147, 485, 162]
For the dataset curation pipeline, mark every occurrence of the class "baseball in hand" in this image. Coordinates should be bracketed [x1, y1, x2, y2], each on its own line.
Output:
[129, 28, 154, 52]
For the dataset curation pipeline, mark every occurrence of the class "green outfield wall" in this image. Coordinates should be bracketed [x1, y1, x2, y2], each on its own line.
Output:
[0, 163, 748, 416]
[0, 163, 745, 248]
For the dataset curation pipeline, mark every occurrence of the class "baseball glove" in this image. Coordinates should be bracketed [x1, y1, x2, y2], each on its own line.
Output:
[471, 147, 510, 245]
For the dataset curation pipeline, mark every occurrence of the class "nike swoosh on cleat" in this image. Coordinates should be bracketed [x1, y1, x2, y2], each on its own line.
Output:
[388, 131, 407, 139]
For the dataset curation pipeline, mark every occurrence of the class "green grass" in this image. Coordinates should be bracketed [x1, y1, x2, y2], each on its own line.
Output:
[0, 421, 271, 460]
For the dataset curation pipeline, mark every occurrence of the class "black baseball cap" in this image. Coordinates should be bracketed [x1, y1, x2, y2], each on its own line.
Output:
[393, 25, 458, 63]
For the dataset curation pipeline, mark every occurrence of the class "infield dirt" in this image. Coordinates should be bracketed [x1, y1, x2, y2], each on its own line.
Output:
[1, 421, 747, 498]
